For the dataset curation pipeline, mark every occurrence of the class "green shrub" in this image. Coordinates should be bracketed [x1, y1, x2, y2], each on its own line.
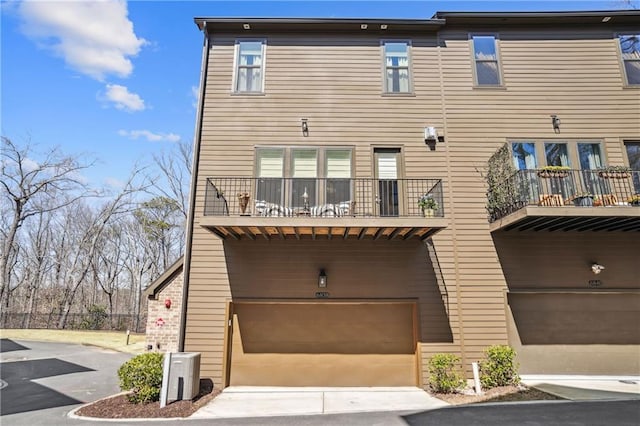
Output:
[80, 304, 108, 330]
[427, 353, 465, 394]
[117, 353, 164, 403]
[479, 345, 520, 389]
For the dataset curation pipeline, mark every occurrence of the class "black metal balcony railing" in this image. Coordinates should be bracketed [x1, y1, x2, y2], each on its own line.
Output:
[488, 169, 640, 222]
[205, 177, 444, 218]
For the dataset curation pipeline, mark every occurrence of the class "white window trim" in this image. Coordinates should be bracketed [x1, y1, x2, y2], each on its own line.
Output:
[232, 39, 267, 94]
[381, 40, 413, 94]
[616, 33, 640, 87]
[469, 33, 504, 88]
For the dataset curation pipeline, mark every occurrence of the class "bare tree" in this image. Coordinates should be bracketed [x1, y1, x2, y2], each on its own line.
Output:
[0, 137, 92, 324]
[148, 139, 192, 219]
[54, 171, 145, 329]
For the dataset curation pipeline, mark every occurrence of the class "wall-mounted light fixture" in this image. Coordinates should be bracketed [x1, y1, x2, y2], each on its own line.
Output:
[318, 269, 327, 288]
[591, 263, 605, 274]
[243, 23, 251, 30]
[360, 24, 368, 30]
[551, 115, 561, 133]
[380, 24, 388, 30]
[424, 126, 438, 142]
[301, 118, 309, 136]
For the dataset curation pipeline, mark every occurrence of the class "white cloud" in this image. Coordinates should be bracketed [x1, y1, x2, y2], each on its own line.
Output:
[118, 129, 180, 143]
[22, 157, 40, 172]
[103, 84, 145, 111]
[18, 0, 146, 80]
[191, 85, 199, 109]
[104, 177, 125, 189]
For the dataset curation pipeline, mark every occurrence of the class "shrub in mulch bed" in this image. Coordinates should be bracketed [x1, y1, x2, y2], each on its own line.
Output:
[75, 379, 221, 419]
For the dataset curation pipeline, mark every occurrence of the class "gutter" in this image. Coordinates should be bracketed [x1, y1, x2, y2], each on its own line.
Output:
[178, 22, 209, 352]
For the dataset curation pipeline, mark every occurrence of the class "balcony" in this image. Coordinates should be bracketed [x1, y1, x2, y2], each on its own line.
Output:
[488, 169, 640, 232]
[201, 177, 447, 240]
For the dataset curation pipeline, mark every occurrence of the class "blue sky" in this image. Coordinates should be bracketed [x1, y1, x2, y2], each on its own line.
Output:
[1, 0, 625, 188]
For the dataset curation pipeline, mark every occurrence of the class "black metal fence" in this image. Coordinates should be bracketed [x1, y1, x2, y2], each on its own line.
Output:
[205, 177, 444, 218]
[2, 313, 147, 333]
[488, 169, 640, 222]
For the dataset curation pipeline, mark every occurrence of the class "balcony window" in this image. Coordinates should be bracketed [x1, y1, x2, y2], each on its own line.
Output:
[326, 149, 352, 204]
[512, 142, 537, 170]
[291, 149, 318, 207]
[625, 141, 640, 192]
[618, 34, 640, 86]
[234, 40, 265, 93]
[256, 148, 283, 203]
[471, 35, 502, 86]
[383, 42, 411, 93]
[255, 147, 353, 207]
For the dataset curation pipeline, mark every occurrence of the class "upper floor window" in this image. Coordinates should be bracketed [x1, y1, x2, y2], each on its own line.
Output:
[618, 34, 640, 86]
[471, 35, 501, 86]
[383, 41, 411, 93]
[234, 40, 265, 93]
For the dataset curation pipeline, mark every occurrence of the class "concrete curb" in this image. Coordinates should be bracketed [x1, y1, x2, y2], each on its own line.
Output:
[67, 392, 187, 423]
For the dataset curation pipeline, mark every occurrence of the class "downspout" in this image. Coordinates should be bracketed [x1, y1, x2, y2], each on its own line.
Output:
[179, 22, 210, 352]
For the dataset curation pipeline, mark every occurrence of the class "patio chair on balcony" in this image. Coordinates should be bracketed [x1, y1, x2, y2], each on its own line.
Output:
[538, 194, 565, 206]
[599, 194, 618, 206]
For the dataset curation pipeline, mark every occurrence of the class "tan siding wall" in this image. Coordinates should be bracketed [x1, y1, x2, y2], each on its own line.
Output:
[185, 24, 640, 385]
[438, 27, 640, 366]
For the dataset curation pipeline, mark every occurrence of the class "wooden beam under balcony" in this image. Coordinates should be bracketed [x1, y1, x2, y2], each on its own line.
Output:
[490, 206, 640, 232]
[199, 216, 448, 241]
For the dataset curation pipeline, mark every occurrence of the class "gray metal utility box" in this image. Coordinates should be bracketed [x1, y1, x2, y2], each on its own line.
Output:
[167, 352, 201, 401]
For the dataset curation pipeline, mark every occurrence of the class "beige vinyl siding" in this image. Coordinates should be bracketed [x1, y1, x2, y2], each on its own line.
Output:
[186, 33, 457, 384]
[185, 23, 640, 385]
[438, 26, 640, 367]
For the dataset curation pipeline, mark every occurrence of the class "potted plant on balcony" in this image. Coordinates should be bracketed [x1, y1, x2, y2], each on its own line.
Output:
[571, 192, 594, 207]
[418, 194, 438, 217]
[627, 194, 640, 206]
[597, 165, 631, 179]
[536, 165, 570, 179]
[237, 192, 250, 215]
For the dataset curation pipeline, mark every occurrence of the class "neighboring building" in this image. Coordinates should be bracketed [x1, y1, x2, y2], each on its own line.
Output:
[162, 10, 640, 389]
[144, 258, 184, 353]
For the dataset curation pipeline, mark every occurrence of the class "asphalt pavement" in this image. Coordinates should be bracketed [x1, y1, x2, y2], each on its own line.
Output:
[2, 338, 639, 426]
[0, 338, 132, 425]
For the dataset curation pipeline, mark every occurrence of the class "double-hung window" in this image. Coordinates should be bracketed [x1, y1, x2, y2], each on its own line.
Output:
[234, 40, 265, 93]
[618, 34, 640, 86]
[471, 35, 502, 86]
[256, 148, 284, 204]
[383, 41, 411, 93]
[255, 148, 353, 208]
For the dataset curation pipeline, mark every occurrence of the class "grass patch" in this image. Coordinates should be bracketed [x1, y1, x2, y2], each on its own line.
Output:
[0, 329, 146, 354]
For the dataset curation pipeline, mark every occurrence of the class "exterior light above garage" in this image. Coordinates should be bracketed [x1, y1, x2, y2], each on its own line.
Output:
[318, 269, 327, 288]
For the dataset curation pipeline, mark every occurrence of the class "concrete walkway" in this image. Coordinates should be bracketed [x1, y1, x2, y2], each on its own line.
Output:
[190, 378, 640, 419]
[521, 375, 640, 401]
[190, 386, 449, 419]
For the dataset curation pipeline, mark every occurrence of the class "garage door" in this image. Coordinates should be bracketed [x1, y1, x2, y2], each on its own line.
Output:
[229, 302, 417, 386]
[507, 293, 640, 375]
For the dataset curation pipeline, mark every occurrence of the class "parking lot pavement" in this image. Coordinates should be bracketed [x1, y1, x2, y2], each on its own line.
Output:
[0, 339, 132, 425]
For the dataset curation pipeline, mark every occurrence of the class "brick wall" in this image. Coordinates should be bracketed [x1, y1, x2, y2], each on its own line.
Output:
[145, 270, 183, 353]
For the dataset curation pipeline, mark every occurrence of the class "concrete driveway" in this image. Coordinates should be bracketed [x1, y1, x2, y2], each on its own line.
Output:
[0, 338, 132, 425]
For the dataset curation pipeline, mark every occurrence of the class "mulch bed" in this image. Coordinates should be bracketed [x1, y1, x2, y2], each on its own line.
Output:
[76, 379, 221, 419]
[433, 385, 563, 405]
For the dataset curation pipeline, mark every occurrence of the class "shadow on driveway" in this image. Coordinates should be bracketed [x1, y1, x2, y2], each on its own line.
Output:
[0, 340, 95, 416]
[0, 338, 29, 353]
[403, 400, 640, 426]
